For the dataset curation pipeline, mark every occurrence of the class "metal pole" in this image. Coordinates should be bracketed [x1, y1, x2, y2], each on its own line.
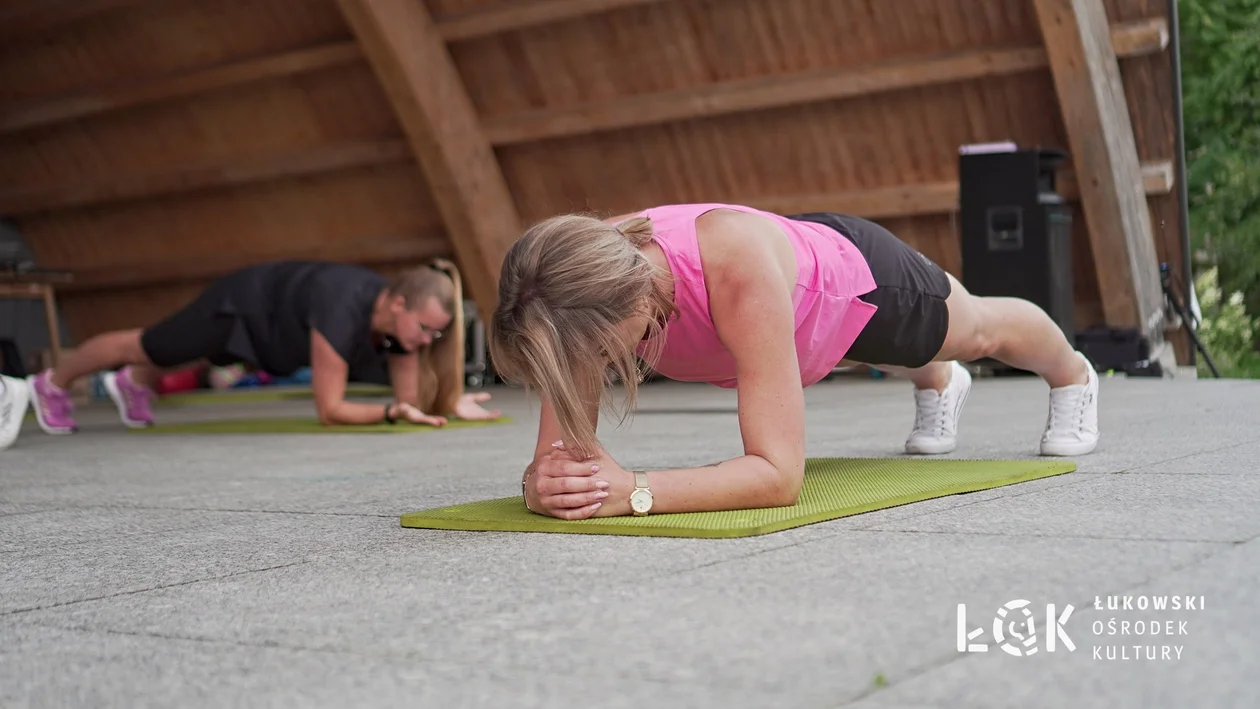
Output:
[1166, 0, 1197, 367]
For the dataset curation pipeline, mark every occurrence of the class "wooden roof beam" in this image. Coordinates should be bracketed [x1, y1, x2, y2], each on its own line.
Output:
[0, 140, 411, 216]
[0, 42, 362, 135]
[483, 17, 1170, 145]
[336, 0, 523, 322]
[1, 0, 669, 135]
[59, 233, 451, 293]
[748, 160, 1174, 221]
[1034, 0, 1165, 338]
[0, 12, 1168, 139]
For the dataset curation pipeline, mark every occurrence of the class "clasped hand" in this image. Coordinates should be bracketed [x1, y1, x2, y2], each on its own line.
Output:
[523, 441, 630, 519]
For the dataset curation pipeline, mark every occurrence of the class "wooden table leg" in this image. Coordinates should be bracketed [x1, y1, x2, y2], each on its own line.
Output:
[41, 285, 63, 368]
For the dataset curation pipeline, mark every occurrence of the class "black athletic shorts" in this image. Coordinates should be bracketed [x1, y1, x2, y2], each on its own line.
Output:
[139, 279, 243, 370]
[787, 212, 952, 369]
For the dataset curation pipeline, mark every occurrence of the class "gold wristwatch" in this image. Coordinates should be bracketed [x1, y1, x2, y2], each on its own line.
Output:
[629, 470, 654, 516]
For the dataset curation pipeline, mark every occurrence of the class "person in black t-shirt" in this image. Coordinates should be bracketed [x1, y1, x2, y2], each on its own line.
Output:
[25, 259, 501, 434]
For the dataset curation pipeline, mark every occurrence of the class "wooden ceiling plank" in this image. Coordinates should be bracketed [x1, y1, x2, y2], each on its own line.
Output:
[436, 0, 668, 41]
[336, 0, 523, 321]
[0, 0, 147, 45]
[1033, 0, 1165, 339]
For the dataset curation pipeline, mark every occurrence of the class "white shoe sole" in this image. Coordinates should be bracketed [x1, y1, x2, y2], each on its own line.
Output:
[0, 377, 31, 450]
[1040, 438, 1099, 456]
[26, 374, 75, 435]
[103, 371, 152, 429]
[905, 362, 972, 455]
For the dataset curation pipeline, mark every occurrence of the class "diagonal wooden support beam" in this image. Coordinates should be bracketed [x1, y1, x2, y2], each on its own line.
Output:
[1033, 0, 1164, 339]
[335, 0, 522, 322]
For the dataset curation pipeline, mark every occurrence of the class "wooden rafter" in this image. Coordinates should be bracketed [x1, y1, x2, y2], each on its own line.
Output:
[1033, 0, 1164, 337]
[0, 0, 671, 134]
[748, 160, 1175, 220]
[0, 16, 1169, 143]
[59, 233, 450, 293]
[0, 140, 411, 215]
[336, 0, 522, 321]
[0, 130, 1173, 223]
[482, 17, 1170, 145]
[0, 42, 362, 135]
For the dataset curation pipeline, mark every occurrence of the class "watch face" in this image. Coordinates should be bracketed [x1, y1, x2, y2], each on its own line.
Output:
[630, 489, 653, 513]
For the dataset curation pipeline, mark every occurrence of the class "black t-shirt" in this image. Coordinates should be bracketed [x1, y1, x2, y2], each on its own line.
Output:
[211, 261, 403, 377]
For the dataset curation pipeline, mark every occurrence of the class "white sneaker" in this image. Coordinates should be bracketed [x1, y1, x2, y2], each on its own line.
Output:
[1, 374, 31, 451]
[1040, 352, 1100, 456]
[905, 361, 972, 455]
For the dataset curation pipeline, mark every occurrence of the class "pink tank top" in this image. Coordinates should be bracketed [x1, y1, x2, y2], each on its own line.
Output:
[634, 203, 878, 389]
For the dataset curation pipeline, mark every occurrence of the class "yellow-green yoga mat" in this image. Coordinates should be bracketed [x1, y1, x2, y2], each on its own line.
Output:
[400, 457, 1075, 538]
[129, 416, 512, 434]
[156, 384, 393, 407]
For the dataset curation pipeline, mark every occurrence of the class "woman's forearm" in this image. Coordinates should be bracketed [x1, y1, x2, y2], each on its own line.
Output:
[319, 400, 390, 426]
[612, 455, 802, 516]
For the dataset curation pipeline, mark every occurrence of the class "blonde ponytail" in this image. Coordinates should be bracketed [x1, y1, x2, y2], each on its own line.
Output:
[412, 258, 466, 415]
[616, 216, 655, 248]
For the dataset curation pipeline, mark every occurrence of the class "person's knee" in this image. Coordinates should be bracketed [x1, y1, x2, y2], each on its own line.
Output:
[942, 296, 999, 362]
[122, 330, 158, 366]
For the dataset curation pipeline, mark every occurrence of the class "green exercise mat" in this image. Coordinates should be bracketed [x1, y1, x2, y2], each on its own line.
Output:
[156, 384, 393, 406]
[129, 415, 512, 434]
[400, 457, 1076, 538]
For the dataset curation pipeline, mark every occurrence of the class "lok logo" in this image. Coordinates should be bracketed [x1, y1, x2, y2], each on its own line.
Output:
[957, 600, 1076, 656]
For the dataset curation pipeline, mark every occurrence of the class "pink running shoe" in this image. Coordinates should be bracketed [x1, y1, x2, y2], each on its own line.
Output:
[27, 369, 77, 435]
[103, 366, 155, 428]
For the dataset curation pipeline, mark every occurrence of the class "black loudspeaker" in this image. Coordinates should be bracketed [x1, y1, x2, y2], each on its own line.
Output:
[959, 146, 1076, 348]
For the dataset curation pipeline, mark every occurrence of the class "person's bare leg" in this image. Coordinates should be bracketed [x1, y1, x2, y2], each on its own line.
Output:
[49, 329, 153, 390]
[934, 274, 1088, 388]
[124, 362, 163, 390]
[935, 273, 1099, 456]
[876, 361, 953, 392]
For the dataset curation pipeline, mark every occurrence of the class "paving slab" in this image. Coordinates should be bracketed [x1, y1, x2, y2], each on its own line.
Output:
[1, 375, 1257, 708]
[846, 536, 1260, 709]
[0, 621, 790, 709]
[853, 471, 1260, 543]
[6, 529, 1223, 707]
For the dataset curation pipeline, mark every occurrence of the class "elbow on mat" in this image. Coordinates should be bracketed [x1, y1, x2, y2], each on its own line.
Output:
[761, 459, 805, 508]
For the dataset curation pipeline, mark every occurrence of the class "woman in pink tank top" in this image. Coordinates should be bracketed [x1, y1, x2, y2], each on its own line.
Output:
[489, 204, 1099, 520]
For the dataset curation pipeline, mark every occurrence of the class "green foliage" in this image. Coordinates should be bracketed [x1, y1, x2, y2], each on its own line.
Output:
[1194, 267, 1260, 378]
[1179, 0, 1260, 375]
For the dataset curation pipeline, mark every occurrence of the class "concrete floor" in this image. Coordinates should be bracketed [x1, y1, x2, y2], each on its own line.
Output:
[1, 371, 1257, 708]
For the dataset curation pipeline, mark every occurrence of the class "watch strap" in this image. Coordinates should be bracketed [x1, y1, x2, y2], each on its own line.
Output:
[634, 470, 650, 490]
